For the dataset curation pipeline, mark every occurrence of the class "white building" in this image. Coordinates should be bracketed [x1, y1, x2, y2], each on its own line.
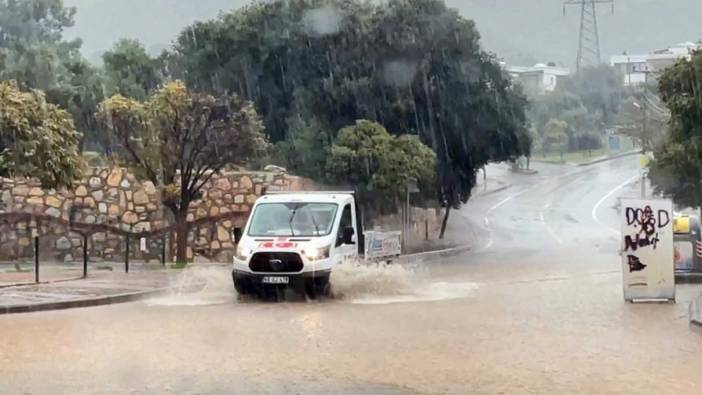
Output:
[609, 54, 649, 86]
[505, 63, 571, 96]
[648, 42, 700, 71]
[610, 42, 701, 86]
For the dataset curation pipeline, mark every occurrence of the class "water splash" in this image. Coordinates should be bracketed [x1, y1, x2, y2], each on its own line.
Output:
[331, 260, 480, 305]
[348, 281, 480, 305]
[147, 266, 234, 306]
[145, 261, 479, 306]
[330, 260, 415, 299]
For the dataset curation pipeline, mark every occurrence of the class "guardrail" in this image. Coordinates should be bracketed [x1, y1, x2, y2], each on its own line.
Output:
[0, 210, 247, 287]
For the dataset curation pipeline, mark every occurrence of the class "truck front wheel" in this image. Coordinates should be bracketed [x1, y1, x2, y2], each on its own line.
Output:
[305, 276, 331, 299]
[233, 276, 253, 296]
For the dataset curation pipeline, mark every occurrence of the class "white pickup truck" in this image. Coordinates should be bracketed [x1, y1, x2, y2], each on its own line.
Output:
[231, 191, 400, 297]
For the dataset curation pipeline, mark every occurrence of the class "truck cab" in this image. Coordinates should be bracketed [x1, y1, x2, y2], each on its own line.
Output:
[232, 192, 359, 297]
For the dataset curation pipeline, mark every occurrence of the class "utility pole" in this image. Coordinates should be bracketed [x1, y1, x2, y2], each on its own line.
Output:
[563, 0, 614, 71]
[640, 69, 653, 198]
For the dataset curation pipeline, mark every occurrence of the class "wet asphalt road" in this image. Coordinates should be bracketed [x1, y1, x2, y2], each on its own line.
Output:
[3, 156, 702, 395]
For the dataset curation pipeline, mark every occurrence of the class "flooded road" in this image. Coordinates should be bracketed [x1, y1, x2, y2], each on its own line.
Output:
[2, 157, 702, 394]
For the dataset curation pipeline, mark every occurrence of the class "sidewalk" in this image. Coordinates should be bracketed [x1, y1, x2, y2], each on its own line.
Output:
[472, 164, 513, 197]
[0, 269, 199, 314]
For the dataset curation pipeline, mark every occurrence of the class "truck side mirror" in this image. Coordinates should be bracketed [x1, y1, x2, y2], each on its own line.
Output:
[232, 227, 243, 244]
[343, 226, 355, 245]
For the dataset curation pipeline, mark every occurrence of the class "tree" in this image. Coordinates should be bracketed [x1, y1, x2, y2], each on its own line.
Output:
[542, 119, 569, 160]
[616, 95, 670, 152]
[327, 120, 436, 216]
[103, 39, 163, 101]
[0, 81, 84, 187]
[51, 50, 106, 151]
[0, 0, 78, 91]
[0, 0, 106, 150]
[98, 81, 268, 263]
[277, 115, 332, 177]
[169, 0, 531, 236]
[557, 65, 625, 127]
[649, 50, 702, 208]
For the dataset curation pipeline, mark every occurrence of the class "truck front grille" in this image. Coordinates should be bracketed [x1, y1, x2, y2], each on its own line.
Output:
[249, 252, 304, 273]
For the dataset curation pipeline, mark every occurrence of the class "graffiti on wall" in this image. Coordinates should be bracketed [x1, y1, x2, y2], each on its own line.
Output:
[620, 198, 675, 301]
[623, 206, 670, 272]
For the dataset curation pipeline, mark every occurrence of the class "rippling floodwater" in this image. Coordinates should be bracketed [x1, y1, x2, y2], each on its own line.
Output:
[146, 262, 479, 307]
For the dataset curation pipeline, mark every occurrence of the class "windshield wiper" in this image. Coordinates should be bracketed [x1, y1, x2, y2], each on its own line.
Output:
[288, 205, 298, 237]
[310, 213, 321, 236]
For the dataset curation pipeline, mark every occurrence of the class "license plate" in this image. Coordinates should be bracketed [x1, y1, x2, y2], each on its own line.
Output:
[262, 276, 289, 284]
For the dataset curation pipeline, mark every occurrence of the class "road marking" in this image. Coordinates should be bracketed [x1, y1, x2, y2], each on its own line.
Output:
[480, 161, 637, 251]
[539, 201, 564, 245]
[481, 187, 537, 251]
[591, 174, 640, 236]
[481, 171, 580, 251]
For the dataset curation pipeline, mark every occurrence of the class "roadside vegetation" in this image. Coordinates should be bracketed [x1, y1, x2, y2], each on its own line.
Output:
[649, 50, 702, 208]
[4, 0, 689, 259]
[527, 65, 626, 160]
[0, 0, 531, 248]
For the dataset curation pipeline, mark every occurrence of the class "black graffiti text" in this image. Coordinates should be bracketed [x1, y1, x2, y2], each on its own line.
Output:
[626, 255, 647, 273]
[624, 206, 670, 252]
[624, 232, 660, 251]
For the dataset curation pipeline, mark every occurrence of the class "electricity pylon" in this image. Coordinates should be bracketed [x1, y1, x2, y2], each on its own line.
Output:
[564, 0, 614, 71]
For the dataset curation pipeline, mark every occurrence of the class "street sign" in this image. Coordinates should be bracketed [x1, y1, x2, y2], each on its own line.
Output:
[639, 154, 650, 168]
[620, 198, 675, 302]
[364, 231, 401, 259]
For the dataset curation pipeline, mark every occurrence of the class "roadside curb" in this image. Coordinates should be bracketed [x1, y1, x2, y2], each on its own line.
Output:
[690, 295, 702, 328]
[397, 245, 473, 265]
[576, 150, 642, 167]
[676, 273, 702, 284]
[0, 287, 170, 315]
[512, 169, 539, 175]
[474, 184, 510, 198]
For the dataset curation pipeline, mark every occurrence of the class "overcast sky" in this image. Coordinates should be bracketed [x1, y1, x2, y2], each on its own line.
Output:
[64, 0, 702, 68]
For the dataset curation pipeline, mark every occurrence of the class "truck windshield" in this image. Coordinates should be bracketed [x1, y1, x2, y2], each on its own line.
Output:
[248, 203, 339, 237]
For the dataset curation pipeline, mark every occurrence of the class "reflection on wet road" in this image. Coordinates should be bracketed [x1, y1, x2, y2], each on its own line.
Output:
[2, 157, 702, 394]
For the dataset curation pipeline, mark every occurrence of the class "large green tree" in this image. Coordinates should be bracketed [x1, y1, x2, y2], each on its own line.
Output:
[0, 81, 84, 187]
[169, 0, 531, 234]
[327, 120, 436, 216]
[649, 51, 702, 208]
[103, 39, 163, 101]
[0, 0, 105, 150]
[98, 81, 268, 263]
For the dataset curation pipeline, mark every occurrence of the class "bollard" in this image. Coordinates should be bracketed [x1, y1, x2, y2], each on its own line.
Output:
[34, 236, 39, 283]
[125, 235, 130, 274]
[82, 234, 88, 279]
[161, 234, 167, 266]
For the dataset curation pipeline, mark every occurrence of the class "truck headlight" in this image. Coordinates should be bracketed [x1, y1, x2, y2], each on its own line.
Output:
[304, 245, 330, 261]
[235, 245, 252, 261]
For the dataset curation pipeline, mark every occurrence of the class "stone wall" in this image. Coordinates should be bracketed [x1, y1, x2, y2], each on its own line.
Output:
[0, 167, 313, 263]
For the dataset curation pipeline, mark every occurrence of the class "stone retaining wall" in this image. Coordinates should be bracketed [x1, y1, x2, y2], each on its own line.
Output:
[0, 168, 313, 263]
